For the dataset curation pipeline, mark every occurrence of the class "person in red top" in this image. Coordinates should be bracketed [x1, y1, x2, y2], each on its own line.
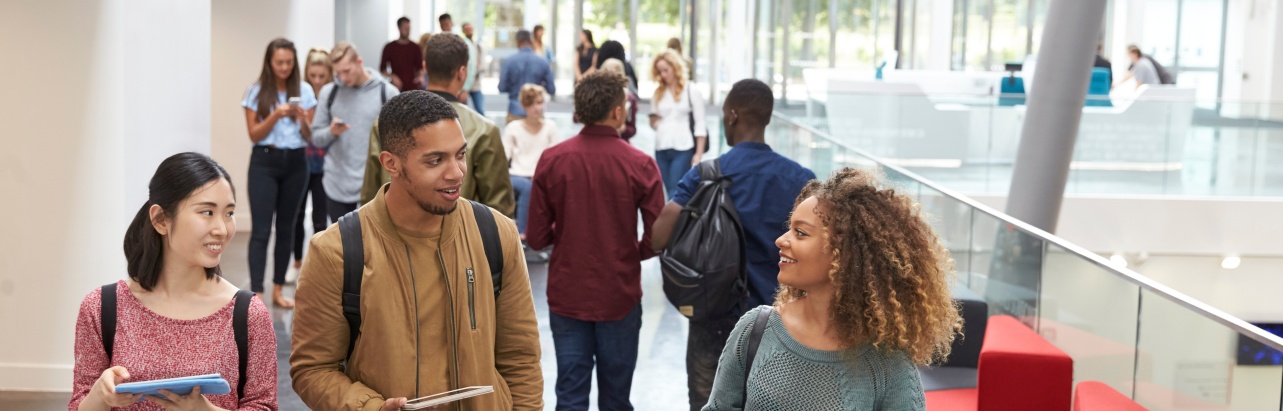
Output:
[381, 17, 423, 91]
[527, 71, 664, 410]
[70, 152, 277, 411]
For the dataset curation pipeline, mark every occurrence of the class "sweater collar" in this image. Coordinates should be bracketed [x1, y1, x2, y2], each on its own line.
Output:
[579, 125, 622, 139]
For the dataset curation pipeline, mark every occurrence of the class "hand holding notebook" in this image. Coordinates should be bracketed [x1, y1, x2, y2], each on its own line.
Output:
[114, 373, 231, 397]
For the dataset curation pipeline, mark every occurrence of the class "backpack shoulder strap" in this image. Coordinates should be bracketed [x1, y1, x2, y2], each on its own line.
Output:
[100, 283, 118, 362]
[381, 84, 387, 104]
[743, 306, 773, 404]
[698, 158, 722, 182]
[470, 200, 504, 298]
[338, 209, 364, 361]
[232, 289, 254, 400]
[326, 82, 340, 112]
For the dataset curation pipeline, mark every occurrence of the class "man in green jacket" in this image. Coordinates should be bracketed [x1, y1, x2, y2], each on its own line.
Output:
[361, 34, 514, 217]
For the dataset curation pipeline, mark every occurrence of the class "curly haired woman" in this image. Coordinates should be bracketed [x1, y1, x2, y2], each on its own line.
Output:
[702, 167, 962, 410]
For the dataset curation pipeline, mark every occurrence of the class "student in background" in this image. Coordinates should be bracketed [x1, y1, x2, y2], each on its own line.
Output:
[600, 58, 638, 141]
[533, 24, 555, 64]
[648, 49, 707, 198]
[528, 71, 664, 411]
[653, 79, 816, 410]
[240, 38, 315, 308]
[575, 29, 597, 83]
[380, 16, 423, 91]
[290, 48, 335, 276]
[595, 40, 638, 90]
[667, 37, 696, 81]
[502, 84, 558, 242]
[499, 30, 556, 125]
[70, 152, 276, 411]
[462, 22, 486, 115]
[702, 168, 962, 410]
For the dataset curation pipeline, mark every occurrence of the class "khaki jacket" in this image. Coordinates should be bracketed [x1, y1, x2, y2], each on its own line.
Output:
[290, 185, 542, 411]
[360, 102, 516, 218]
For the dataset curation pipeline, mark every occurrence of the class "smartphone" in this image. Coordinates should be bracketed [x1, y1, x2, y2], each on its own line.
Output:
[288, 96, 302, 107]
[402, 386, 494, 410]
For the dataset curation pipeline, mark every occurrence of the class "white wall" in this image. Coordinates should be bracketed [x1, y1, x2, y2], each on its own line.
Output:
[211, 0, 334, 232]
[0, 0, 211, 391]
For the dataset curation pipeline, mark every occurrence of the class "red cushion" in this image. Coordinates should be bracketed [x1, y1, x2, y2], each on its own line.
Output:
[925, 388, 977, 411]
[1075, 381, 1147, 411]
[977, 315, 1074, 411]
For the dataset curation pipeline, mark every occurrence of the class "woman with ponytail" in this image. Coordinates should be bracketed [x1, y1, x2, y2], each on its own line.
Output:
[70, 152, 278, 411]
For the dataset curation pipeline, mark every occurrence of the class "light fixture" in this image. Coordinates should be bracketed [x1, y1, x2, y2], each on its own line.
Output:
[1109, 254, 1128, 268]
[1221, 256, 1241, 270]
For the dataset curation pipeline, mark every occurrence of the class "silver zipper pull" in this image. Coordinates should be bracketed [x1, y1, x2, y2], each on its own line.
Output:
[466, 268, 475, 283]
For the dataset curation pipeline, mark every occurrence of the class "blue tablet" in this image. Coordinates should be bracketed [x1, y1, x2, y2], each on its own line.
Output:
[115, 374, 231, 397]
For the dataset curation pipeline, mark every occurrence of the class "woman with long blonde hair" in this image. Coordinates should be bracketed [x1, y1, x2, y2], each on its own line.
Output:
[703, 167, 962, 410]
[647, 49, 706, 198]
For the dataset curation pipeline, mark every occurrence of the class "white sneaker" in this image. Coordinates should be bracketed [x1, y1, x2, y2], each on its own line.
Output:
[285, 265, 301, 284]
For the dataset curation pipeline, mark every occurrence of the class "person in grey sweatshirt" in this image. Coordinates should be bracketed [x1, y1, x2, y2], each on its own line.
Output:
[311, 42, 399, 221]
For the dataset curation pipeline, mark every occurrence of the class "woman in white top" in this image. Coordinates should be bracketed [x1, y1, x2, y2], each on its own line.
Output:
[648, 49, 707, 198]
[503, 84, 559, 239]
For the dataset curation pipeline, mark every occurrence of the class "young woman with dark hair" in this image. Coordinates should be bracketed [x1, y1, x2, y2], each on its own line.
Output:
[574, 29, 597, 83]
[70, 152, 278, 411]
[240, 38, 316, 308]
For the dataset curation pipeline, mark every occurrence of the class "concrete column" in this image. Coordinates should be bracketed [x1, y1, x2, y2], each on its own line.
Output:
[1004, 0, 1108, 233]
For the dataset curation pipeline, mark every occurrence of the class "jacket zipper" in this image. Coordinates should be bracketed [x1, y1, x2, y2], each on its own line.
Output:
[465, 268, 477, 330]
[403, 245, 422, 398]
[436, 249, 462, 407]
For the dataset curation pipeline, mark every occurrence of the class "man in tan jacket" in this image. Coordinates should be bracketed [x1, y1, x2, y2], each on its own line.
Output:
[290, 90, 542, 410]
[360, 34, 514, 219]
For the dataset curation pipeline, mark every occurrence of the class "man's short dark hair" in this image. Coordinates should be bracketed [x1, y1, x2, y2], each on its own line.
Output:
[424, 33, 469, 82]
[724, 79, 774, 128]
[439, 13, 452, 23]
[515, 30, 532, 45]
[574, 71, 628, 125]
[397, 16, 410, 27]
[378, 90, 460, 158]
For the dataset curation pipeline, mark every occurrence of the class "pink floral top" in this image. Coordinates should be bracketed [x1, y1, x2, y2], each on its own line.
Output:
[69, 281, 278, 410]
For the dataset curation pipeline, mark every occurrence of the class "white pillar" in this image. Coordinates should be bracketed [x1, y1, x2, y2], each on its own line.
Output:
[0, 0, 212, 390]
[928, 0, 954, 70]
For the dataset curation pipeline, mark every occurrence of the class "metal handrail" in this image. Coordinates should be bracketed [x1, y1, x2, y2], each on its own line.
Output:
[772, 112, 1283, 351]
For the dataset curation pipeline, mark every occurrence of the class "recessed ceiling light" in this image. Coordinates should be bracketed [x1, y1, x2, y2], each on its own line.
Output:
[1110, 254, 1128, 268]
[1222, 256, 1241, 270]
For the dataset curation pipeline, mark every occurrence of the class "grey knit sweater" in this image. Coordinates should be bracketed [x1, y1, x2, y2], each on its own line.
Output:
[702, 306, 927, 410]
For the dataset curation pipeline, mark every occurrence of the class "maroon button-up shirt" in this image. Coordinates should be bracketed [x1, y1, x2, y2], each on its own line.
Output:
[527, 125, 665, 322]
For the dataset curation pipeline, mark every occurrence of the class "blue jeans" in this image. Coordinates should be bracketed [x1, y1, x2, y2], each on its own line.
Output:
[510, 175, 532, 234]
[469, 90, 485, 115]
[551, 304, 643, 411]
[655, 149, 695, 199]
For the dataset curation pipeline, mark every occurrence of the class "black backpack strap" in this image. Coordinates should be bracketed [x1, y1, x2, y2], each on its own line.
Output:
[470, 200, 504, 297]
[698, 158, 722, 182]
[381, 84, 387, 104]
[232, 289, 253, 400]
[743, 306, 773, 405]
[100, 283, 117, 362]
[338, 209, 365, 361]
[326, 82, 339, 113]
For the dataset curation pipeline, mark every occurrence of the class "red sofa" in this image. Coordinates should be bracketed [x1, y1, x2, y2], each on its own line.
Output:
[1074, 381, 1147, 411]
[925, 315, 1073, 411]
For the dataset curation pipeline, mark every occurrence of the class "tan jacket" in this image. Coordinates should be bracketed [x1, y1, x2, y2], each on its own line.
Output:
[360, 102, 516, 218]
[290, 185, 542, 411]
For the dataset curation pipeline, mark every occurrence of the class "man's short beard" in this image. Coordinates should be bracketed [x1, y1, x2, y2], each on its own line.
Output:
[401, 170, 457, 216]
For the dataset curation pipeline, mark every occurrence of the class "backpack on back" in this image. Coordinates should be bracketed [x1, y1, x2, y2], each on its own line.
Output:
[660, 159, 748, 321]
[1145, 56, 1177, 85]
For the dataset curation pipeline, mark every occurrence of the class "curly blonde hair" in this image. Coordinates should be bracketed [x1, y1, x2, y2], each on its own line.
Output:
[777, 167, 962, 365]
[651, 49, 688, 103]
[519, 84, 547, 108]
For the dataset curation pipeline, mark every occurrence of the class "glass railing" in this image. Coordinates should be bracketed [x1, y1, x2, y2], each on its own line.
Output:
[792, 92, 1283, 197]
[768, 112, 1283, 410]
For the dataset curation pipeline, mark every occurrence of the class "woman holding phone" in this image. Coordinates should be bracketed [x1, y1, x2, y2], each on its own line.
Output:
[648, 49, 706, 198]
[241, 38, 316, 308]
[69, 152, 278, 411]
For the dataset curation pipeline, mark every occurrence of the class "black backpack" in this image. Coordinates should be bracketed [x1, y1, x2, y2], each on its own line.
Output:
[336, 200, 503, 360]
[99, 284, 254, 399]
[1145, 56, 1177, 85]
[659, 159, 748, 321]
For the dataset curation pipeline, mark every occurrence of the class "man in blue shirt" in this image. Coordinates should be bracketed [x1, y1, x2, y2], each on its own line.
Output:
[499, 30, 556, 124]
[652, 79, 816, 411]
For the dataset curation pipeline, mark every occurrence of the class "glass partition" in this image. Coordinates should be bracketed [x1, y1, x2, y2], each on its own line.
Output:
[768, 112, 1283, 409]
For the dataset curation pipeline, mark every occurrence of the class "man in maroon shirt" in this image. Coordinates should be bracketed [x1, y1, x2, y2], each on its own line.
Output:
[527, 71, 664, 410]
[381, 16, 422, 91]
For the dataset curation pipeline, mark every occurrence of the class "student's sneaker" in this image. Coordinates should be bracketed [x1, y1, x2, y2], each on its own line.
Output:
[285, 264, 301, 284]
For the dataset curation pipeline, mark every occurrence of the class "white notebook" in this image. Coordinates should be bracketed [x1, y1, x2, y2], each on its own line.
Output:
[402, 386, 494, 410]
